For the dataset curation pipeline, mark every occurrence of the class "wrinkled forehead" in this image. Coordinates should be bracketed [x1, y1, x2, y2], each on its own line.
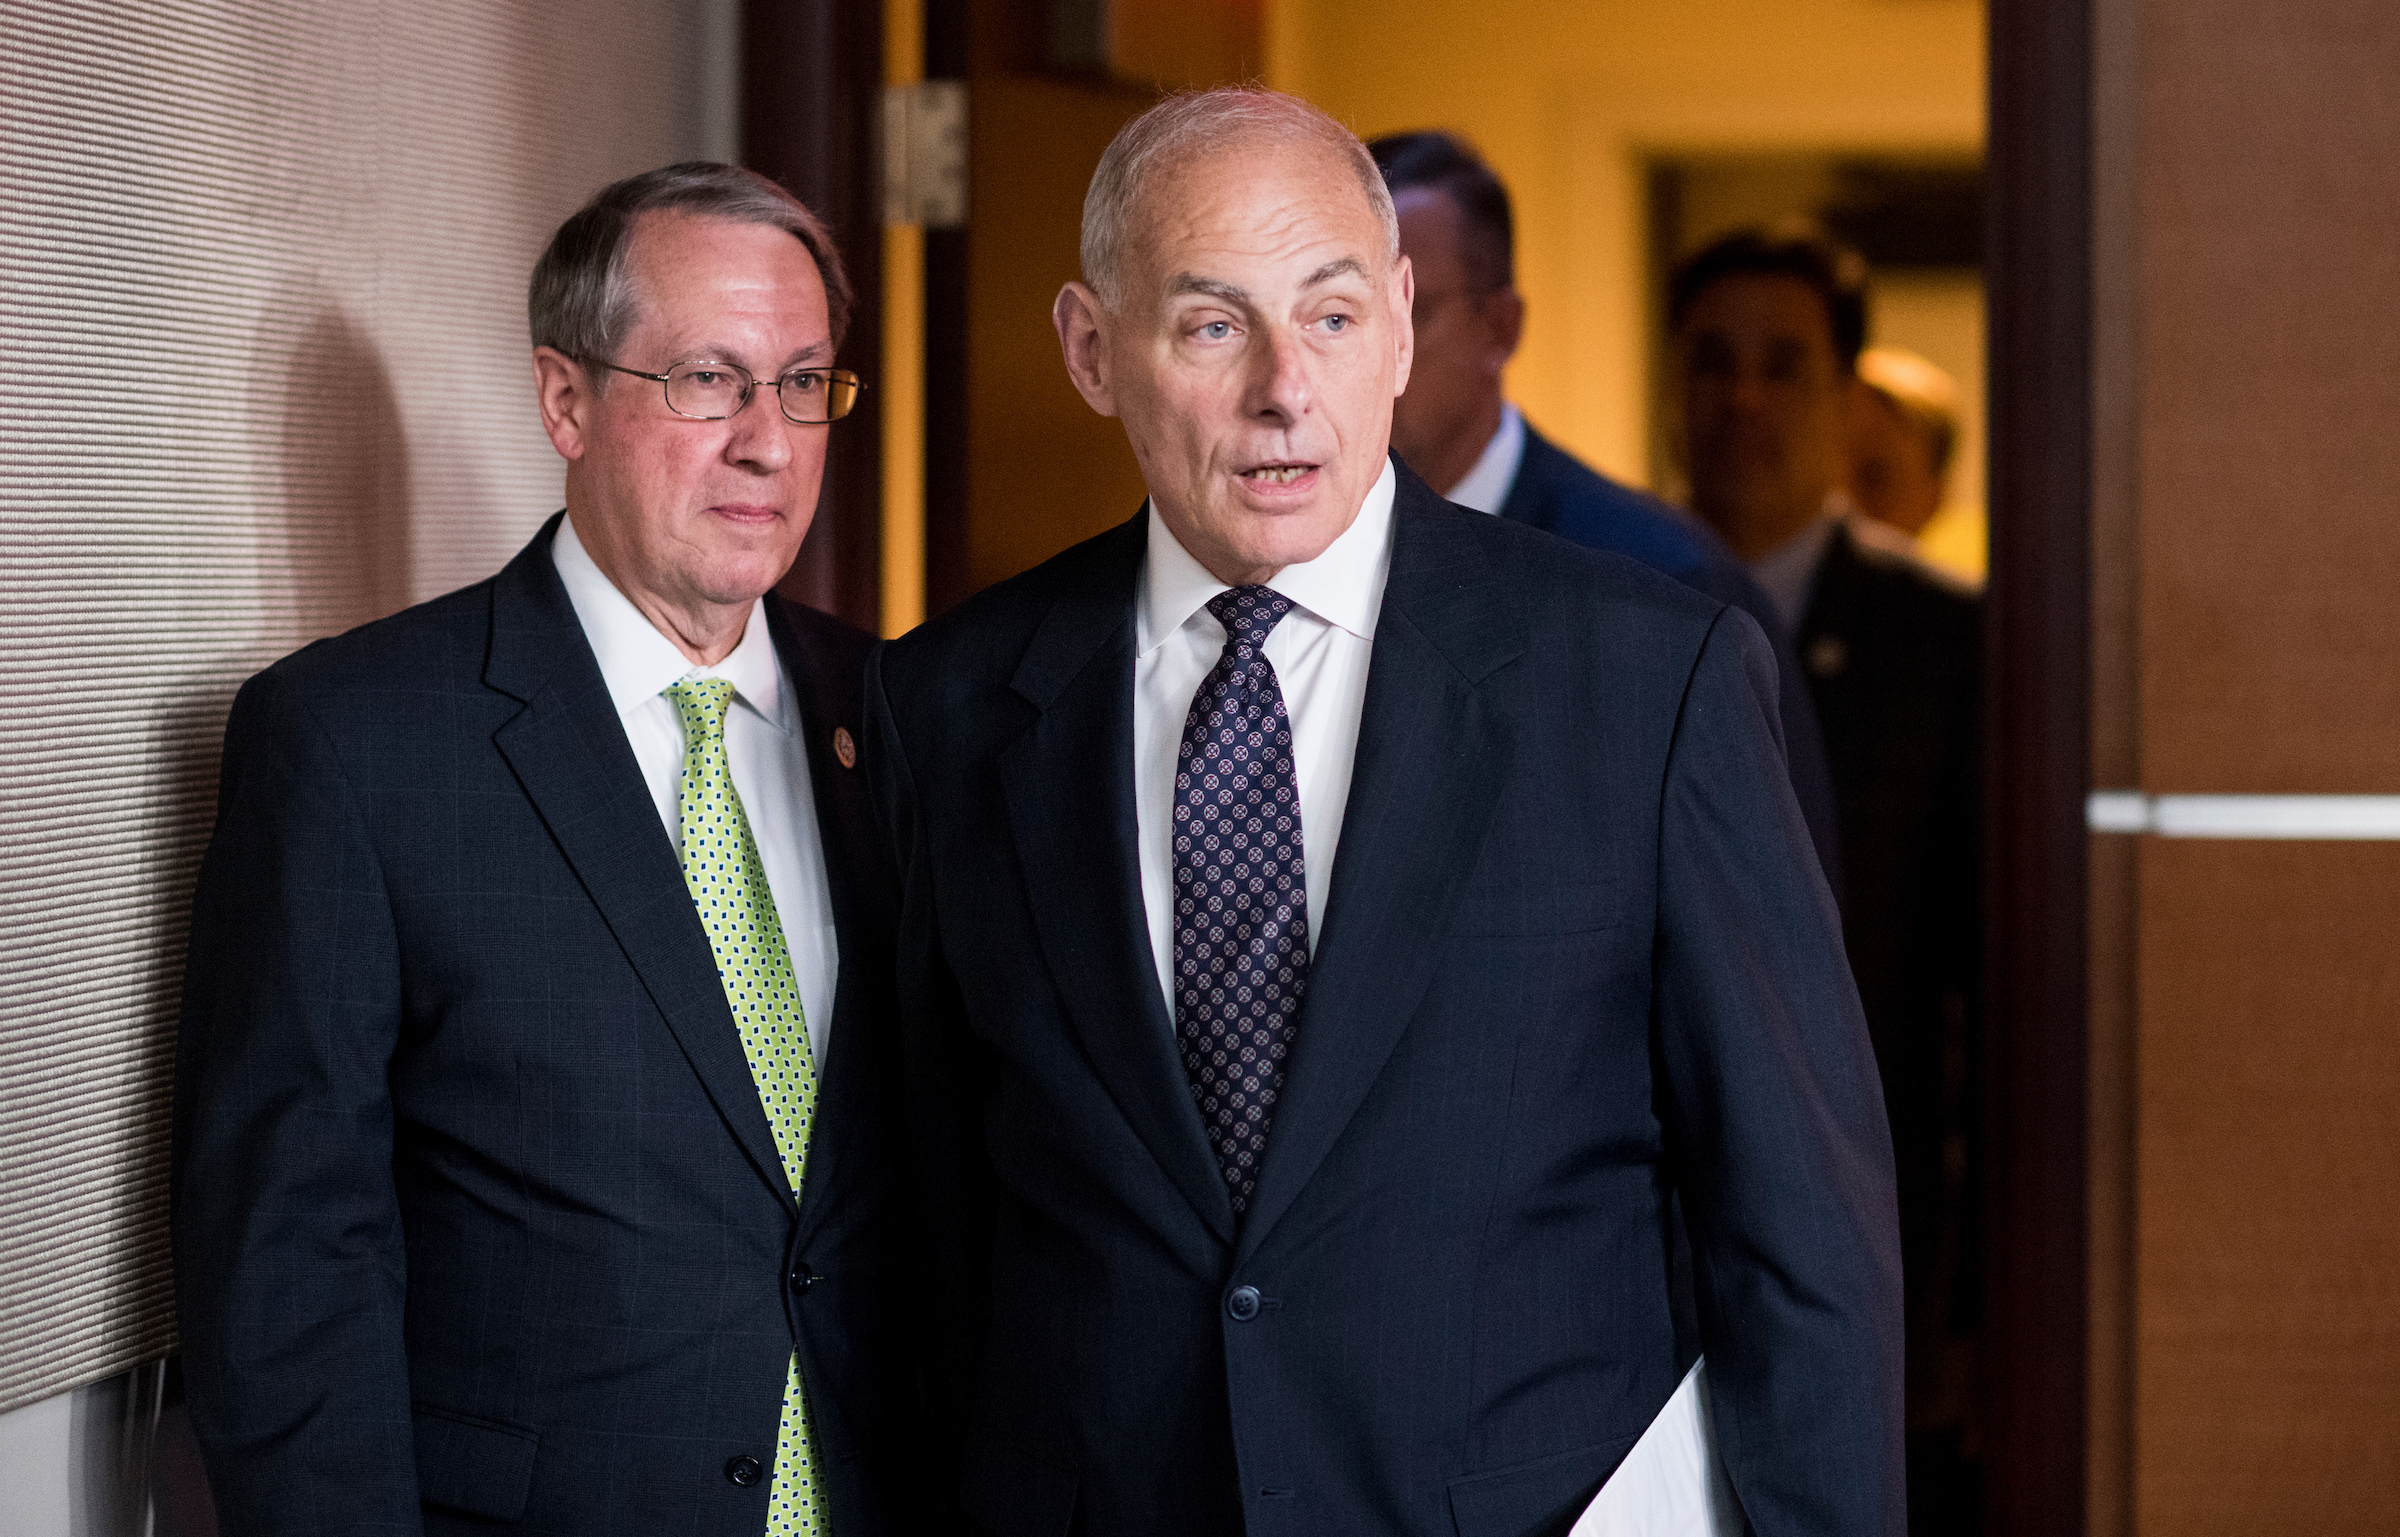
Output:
[1124, 133, 1390, 288]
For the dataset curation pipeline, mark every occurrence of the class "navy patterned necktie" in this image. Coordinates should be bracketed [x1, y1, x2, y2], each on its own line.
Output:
[1172, 584, 1311, 1217]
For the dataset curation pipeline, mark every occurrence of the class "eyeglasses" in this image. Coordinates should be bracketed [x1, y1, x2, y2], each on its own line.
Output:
[585, 357, 864, 424]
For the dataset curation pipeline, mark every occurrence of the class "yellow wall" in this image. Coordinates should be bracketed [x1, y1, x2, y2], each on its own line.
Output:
[1267, 0, 1985, 490]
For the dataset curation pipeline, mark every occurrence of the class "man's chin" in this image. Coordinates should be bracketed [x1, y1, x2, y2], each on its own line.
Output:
[1207, 499, 1359, 580]
[690, 548, 803, 609]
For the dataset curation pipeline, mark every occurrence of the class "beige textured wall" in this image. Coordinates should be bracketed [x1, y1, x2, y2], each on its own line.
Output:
[0, 0, 736, 1414]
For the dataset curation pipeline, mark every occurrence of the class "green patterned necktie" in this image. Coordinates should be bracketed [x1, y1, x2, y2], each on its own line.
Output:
[666, 677, 826, 1536]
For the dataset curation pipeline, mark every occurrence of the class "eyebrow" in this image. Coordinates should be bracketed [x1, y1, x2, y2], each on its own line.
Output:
[1166, 274, 1249, 304]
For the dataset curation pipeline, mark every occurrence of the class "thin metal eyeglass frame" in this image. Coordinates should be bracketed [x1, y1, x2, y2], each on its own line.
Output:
[583, 357, 865, 425]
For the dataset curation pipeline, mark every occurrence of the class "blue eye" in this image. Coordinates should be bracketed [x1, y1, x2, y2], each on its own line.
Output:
[1200, 321, 1232, 340]
[1322, 314, 1350, 333]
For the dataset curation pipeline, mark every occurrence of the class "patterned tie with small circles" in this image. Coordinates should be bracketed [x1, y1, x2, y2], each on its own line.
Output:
[1171, 586, 1312, 1218]
[665, 679, 826, 1536]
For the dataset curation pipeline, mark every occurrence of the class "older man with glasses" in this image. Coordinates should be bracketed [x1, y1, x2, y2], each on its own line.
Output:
[174, 163, 918, 1535]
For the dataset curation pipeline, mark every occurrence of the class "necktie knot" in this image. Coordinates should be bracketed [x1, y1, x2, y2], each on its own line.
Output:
[664, 676, 736, 740]
[1207, 585, 1294, 657]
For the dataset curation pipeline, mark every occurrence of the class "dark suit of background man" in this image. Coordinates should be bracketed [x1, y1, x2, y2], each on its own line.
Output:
[868, 88, 1902, 1537]
[174, 164, 914, 1535]
[1366, 130, 1843, 895]
[1668, 224, 1983, 1533]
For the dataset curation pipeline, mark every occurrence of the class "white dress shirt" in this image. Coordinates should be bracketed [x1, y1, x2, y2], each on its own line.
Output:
[1441, 400, 1528, 514]
[1133, 460, 1397, 1014]
[552, 516, 838, 1065]
[1746, 508, 1842, 640]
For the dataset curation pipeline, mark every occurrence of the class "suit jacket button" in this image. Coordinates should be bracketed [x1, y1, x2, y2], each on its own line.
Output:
[726, 1454, 763, 1487]
[1226, 1285, 1261, 1321]
[789, 1262, 818, 1295]
[833, 726, 857, 768]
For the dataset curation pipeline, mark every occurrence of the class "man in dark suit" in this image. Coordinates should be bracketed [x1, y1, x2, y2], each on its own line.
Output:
[1669, 225, 1983, 1530]
[173, 164, 912, 1534]
[1368, 129, 1841, 891]
[868, 88, 1901, 1537]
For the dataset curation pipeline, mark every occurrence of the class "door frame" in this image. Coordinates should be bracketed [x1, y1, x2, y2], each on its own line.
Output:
[1984, 1, 2094, 1530]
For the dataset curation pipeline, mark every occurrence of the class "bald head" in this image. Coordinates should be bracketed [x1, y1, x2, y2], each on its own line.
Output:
[1080, 87, 1399, 315]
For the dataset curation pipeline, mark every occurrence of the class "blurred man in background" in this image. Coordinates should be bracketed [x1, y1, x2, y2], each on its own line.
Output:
[1369, 129, 1841, 891]
[1848, 345, 1957, 539]
[1670, 223, 1983, 1533]
[1850, 346, 1984, 587]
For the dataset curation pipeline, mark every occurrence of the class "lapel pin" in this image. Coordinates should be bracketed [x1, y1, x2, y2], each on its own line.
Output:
[1805, 635, 1848, 679]
[833, 726, 857, 769]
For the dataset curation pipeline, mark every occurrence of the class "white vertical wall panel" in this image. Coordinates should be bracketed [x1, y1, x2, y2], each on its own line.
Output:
[0, 0, 737, 1414]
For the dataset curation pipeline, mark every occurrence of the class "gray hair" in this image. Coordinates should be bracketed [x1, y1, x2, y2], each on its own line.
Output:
[528, 162, 853, 380]
[1080, 88, 1399, 313]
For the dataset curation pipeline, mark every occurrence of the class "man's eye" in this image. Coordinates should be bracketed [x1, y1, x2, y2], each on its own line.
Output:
[1198, 321, 1232, 341]
[1321, 314, 1351, 333]
[686, 369, 732, 388]
[782, 371, 823, 393]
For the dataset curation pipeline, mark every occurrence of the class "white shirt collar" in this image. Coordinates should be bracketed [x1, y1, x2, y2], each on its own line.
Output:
[552, 514, 786, 731]
[1137, 458, 1397, 655]
[1745, 504, 1844, 638]
[1441, 401, 1526, 514]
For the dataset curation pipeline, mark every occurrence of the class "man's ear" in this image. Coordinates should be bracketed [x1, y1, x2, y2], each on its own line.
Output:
[1485, 287, 1526, 375]
[1390, 253, 1417, 397]
[1053, 282, 1119, 418]
[533, 346, 593, 461]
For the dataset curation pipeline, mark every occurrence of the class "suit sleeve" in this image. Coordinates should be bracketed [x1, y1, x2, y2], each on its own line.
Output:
[171, 669, 421, 1534]
[1651, 607, 1905, 1537]
[861, 645, 996, 1522]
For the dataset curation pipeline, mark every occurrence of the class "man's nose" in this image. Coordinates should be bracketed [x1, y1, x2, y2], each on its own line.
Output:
[1249, 326, 1313, 423]
[1719, 364, 1778, 416]
[724, 387, 794, 472]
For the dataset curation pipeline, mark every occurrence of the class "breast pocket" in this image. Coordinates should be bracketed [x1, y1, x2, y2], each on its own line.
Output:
[1447, 879, 1627, 938]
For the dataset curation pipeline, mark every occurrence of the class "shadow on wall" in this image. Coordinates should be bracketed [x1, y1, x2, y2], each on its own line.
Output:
[97, 289, 426, 1537]
[265, 290, 415, 639]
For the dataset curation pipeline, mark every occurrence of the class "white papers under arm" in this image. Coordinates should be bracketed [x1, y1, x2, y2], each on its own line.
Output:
[1568, 1356, 1745, 1537]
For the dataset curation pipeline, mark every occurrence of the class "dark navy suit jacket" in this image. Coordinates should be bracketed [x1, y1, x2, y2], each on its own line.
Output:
[1492, 421, 1843, 894]
[867, 463, 1903, 1537]
[1794, 518, 1983, 1427]
[172, 517, 914, 1535]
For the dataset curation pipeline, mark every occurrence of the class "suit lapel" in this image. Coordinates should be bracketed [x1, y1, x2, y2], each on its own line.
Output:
[1796, 517, 1865, 642]
[765, 599, 884, 1248]
[999, 517, 1238, 1246]
[1236, 476, 1527, 1262]
[1493, 426, 1561, 532]
[484, 518, 796, 1215]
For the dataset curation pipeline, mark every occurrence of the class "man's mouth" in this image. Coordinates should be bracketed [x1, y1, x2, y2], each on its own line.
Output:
[1240, 462, 1317, 487]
